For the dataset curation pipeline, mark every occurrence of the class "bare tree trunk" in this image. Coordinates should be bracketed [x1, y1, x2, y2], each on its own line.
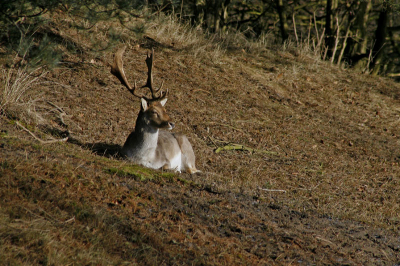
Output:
[275, 0, 289, 42]
[213, 1, 222, 32]
[220, 0, 231, 32]
[345, 0, 372, 71]
[353, 0, 372, 55]
[325, 0, 338, 55]
[371, 6, 389, 75]
[204, 0, 231, 32]
[190, 0, 203, 26]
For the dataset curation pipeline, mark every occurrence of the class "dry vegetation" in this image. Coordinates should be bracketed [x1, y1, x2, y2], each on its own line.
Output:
[1, 12, 400, 265]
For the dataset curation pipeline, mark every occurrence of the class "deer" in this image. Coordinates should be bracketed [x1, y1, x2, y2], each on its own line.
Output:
[110, 46, 200, 174]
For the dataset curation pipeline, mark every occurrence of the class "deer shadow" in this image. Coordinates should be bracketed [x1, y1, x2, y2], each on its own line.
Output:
[40, 125, 122, 159]
[70, 138, 122, 159]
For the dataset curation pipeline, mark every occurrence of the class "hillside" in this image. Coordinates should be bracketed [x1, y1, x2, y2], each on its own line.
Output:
[1, 13, 400, 265]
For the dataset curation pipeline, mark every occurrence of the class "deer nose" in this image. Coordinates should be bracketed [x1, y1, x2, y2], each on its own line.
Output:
[169, 122, 175, 129]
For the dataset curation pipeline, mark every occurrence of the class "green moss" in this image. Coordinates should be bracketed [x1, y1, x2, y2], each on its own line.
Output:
[105, 165, 154, 181]
[159, 172, 175, 182]
[177, 177, 190, 185]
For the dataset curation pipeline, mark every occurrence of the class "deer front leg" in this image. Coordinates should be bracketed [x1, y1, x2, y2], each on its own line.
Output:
[161, 163, 181, 173]
[161, 163, 171, 170]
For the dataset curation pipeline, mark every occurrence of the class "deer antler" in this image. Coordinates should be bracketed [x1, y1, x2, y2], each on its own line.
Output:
[110, 46, 168, 101]
[143, 48, 167, 100]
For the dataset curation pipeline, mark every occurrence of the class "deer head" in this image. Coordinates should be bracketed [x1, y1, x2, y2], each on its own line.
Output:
[110, 47, 174, 130]
[140, 98, 175, 130]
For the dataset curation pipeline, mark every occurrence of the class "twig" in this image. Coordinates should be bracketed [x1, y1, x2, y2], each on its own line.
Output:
[292, 13, 298, 44]
[180, 0, 184, 22]
[337, 16, 356, 66]
[365, 40, 375, 73]
[46, 100, 65, 113]
[323, 45, 328, 61]
[192, 89, 211, 94]
[313, 12, 319, 42]
[387, 73, 400, 77]
[47, 101, 68, 127]
[310, 12, 327, 56]
[22, 206, 60, 224]
[23, 207, 75, 225]
[258, 187, 287, 193]
[337, 27, 349, 66]
[151, 2, 171, 17]
[315, 236, 335, 246]
[316, 28, 326, 57]
[330, 17, 340, 64]
[307, 16, 312, 48]
[16, 121, 68, 144]
[63, 216, 75, 224]
[215, 143, 277, 155]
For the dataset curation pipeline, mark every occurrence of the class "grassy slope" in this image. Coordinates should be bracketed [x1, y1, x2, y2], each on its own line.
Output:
[1, 14, 400, 265]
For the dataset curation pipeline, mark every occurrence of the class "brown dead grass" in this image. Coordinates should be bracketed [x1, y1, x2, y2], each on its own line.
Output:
[1, 12, 400, 265]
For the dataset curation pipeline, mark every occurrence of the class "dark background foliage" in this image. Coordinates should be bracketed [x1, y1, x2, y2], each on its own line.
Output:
[0, 0, 399, 76]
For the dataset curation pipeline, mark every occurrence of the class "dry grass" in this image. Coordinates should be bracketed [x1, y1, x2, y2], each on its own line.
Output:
[144, 13, 275, 62]
[0, 58, 47, 123]
[1, 11, 400, 265]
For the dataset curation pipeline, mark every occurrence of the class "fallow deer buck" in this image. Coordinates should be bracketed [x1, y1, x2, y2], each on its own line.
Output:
[110, 47, 199, 174]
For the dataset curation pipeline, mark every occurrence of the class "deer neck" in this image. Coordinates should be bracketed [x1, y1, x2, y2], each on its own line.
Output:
[133, 112, 159, 150]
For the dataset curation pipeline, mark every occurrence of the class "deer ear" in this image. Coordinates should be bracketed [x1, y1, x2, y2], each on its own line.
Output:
[141, 98, 148, 111]
[160, 98, 168, 106]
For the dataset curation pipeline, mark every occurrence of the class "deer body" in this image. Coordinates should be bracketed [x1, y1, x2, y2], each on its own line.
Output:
[121, 99, 197, 173]
[122, 129, 186, 172]
[111, 48, 199, 174]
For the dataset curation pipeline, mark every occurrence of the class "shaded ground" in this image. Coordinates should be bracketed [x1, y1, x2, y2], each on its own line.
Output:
[1, 15, 400, 265]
